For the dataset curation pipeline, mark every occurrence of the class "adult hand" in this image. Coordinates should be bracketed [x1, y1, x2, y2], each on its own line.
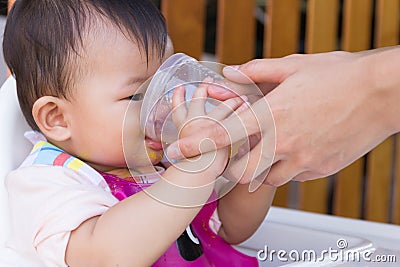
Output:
[167, 47, 400, 186]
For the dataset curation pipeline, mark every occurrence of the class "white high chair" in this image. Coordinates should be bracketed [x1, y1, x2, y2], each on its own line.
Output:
[0, 77, 32, 265]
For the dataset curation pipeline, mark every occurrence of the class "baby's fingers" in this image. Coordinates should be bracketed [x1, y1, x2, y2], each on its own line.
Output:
[171, 85, 187, 128]
[187, 81, 209, 118]
[209, 96, 249, 121]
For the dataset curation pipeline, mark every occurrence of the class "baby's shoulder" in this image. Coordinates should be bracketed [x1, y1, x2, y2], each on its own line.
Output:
[8, 140, 108, 190]
[6, 164, 85, 189]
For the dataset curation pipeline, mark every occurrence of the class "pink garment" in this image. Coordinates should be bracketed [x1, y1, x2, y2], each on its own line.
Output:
[100, 170, 259, 266]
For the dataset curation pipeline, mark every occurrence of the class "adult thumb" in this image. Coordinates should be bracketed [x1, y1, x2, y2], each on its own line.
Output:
[223, 58, 298, 84]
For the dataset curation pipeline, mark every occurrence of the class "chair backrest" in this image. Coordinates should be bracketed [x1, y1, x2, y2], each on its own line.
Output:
[0, 77, 32, 248]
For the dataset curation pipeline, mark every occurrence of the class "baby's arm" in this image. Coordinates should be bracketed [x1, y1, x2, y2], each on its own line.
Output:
[66, 158, 224, 267]
[66, 83, 236, 267]
[216, 179, 276, 245]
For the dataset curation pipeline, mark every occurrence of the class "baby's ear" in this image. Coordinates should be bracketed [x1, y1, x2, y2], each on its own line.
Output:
[32, 96, 71, 142]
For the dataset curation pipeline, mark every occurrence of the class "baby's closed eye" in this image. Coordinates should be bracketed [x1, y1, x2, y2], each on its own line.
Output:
[129, 93, 144, 101]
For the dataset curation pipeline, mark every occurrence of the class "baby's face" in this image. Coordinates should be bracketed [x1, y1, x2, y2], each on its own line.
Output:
[63, 29, 173, 172]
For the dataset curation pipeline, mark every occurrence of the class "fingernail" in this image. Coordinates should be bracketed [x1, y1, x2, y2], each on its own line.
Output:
[223, 65, 240, 76]
[166, 143, 183, 160]
[240, 95, 248, 102]
[209, 84, 227, 93]
[203, 77, 213, 83]
[209, 84, 233, 97]
[236, 101, 250, 113]
[224, 65, 239, 71]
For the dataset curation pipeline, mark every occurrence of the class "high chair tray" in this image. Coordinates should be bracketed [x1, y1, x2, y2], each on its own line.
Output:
[235, 206, 400, 266]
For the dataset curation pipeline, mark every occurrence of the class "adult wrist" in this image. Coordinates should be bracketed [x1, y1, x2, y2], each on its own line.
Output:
[365, 46, 400, 135]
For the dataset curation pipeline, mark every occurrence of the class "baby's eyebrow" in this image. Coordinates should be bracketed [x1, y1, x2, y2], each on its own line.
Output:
[119, 76, 147, 93]
[125, 76, 147, 86]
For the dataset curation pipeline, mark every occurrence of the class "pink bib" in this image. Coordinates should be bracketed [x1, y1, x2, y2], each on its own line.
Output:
[100, 170, 259, 267]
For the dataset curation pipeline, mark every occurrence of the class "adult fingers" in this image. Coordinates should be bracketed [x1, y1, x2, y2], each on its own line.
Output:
[167, 94, 273, 160]
[166, 103, 257, 160]
[223, 56, 303, 84]
[207, 80, 278, 101]
[208, 96, 248, 121]
[263, 161, 302, 187]
[223, 133, 276, 189]
[208, 56, 302, 100]
[292, 171, 325, 182]
[234, 133, 260, 159]
[207, 78, 256, 100]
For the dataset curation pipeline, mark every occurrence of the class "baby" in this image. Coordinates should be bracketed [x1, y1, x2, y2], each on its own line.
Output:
[3, 0, 276, 266]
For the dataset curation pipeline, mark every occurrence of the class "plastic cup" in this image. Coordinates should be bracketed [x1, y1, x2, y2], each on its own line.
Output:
[140, 53, 261, 145]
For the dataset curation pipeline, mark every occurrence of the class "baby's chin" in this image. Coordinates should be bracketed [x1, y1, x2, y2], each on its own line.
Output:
[146, 147, 164, 164]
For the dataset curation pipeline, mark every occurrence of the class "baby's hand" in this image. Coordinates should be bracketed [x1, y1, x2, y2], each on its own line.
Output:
[170, 80, 247, 177]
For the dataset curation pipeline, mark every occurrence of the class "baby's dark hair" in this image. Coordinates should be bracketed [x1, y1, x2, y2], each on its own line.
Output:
[3, 0, 167, 131]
